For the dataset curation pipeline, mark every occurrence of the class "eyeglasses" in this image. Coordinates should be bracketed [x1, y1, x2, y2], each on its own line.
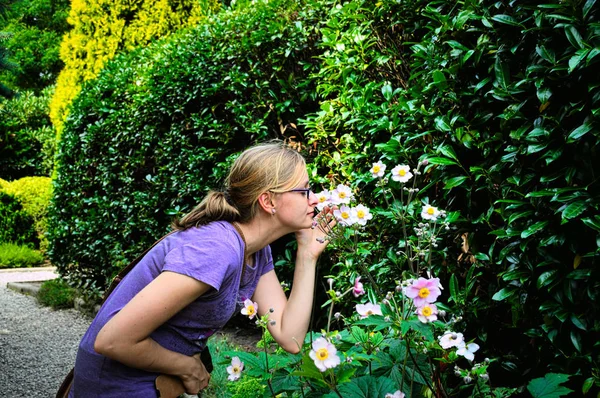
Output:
[285, 186, 313, 199]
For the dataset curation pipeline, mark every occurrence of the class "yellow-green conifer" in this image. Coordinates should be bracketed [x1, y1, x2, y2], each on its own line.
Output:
[50, 0, 219, 136]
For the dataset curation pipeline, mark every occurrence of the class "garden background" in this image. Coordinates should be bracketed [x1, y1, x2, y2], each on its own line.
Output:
[0, 0, 598, 396]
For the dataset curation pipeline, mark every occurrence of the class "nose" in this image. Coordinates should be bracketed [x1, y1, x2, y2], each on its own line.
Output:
[308, 190, 319, 205]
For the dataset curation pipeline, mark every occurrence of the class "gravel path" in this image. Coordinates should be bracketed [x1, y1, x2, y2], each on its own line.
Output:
[0, 269, 91, 397]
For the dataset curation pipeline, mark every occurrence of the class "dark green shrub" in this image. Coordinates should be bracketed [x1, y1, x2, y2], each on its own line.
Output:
[297, 0, 600, 392]
[0, 87, 56, 179]
[48, 0, 323, 292]
[0, 191, 38, 247]
[0, 242, 44, 268]
[37, 278, 75, 309]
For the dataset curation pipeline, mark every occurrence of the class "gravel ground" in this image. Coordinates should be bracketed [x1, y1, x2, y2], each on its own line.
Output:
[0, 269, 91, 398]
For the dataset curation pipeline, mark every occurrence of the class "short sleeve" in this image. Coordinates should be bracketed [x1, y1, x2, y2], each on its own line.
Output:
[260, 245, 274, 276]
[163, 235, 241, 292]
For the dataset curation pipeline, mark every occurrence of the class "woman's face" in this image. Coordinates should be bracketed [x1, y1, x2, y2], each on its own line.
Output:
[276, 169, 319, 230]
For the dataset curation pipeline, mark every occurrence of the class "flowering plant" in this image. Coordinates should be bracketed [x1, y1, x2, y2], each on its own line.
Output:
[220, 159, 516, 397]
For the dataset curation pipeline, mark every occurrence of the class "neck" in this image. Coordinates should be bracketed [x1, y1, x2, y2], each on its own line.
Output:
[234, 215, 289, 256]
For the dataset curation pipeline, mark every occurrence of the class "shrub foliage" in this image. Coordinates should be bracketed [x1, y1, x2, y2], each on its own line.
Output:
[48, 0, 322, 296]
[49, 0, 220, 134]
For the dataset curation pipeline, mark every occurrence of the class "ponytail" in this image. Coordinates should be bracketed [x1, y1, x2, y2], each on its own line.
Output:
[171, 190, 241, 230]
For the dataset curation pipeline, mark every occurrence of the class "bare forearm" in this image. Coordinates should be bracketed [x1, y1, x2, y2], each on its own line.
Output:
[95, 335, 194, 377]
[277, 252, 317, 351]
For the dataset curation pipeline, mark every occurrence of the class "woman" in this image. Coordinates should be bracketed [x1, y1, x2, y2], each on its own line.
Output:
[69, 142, 332, 397]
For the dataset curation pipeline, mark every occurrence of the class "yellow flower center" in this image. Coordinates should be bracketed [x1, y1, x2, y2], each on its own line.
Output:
[366, 310, 373, 315]
[319, 196, 326, 203]
[418, 287, 430, 298]
[422, 306, 432, 317]
[339, 192, 346, 199]
[342, 212, 349, 219]
[427, 207, 435, 215]
[232, 365, 240, 373]
[373, 165, 381, 173]
[398, 169, 406, 176]
[316, 348, 329, 360]
[357, 210, 365, 218]
[369, 332, 375, 337]
[247, 305, 255, 315]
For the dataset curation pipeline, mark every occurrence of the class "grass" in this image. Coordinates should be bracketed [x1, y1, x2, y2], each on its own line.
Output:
[0, 242, 45, 268]
[37, 278, 75, 309]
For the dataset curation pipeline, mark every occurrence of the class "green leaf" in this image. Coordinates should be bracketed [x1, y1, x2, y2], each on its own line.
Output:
[381, 84, 393, 101]
[494, 56, 509, 88]
[583, 0, 597, 19]
[564, 26, 585, 49]
[582, 377, 594, 394]
[521, 221, 549, 238]
[570, 314, 587, 331]
[427, 157, 458, 166]
[571, 330, 583, 352]
[582, 216, 600, 232]
[434, 116, 452, 132]
[491, 14, 522, 27]
[331, 375, 396, 398]
[536, 45, 556, 64]
[562, 201, 587, 220]
[492, 287, 516, 301]
[449, 274, 459, 302]
[438, 144, 459, 161]
[537, 270, 558, 289]
[432, 70, 447, 87]
[444, 176, 468, 189]
[527, 373, 573, 398]
[569, 49, 591, 73]
[567, 121, 593, 142]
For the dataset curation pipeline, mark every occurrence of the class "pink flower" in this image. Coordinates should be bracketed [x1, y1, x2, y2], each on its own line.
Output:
[416, 303, 438, 323]
[356, 302, 382, 318]
[405, 277, 441, 307]
[385, 391, 406, 398]
[352, 277, 365, 297]
[241, 298, 258, 319]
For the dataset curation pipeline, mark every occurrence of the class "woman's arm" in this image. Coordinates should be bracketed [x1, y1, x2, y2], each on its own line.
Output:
[94, 271, 211, 393]
[252, 225, 329, 354]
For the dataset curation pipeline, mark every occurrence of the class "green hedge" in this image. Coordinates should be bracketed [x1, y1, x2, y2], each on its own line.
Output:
[0, 191, 38, 247]
[48, 0, 323, 294]
[298, 0, 600, 391]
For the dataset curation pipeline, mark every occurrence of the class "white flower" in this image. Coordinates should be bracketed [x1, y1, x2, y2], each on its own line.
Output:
[438, 331, 464, 349]
[330, 184, 354, 205]
[370, 161, 387, 178]
[456, 342, 480, 361]
[421, 205, 441, 221]
[356, 302, 382, 319]
[353, 204, 373, 226]
[315, 189, 332, 210]
[226, 356, 244, 381]
[385, 391, 406, 398]
[309, 337, 341, 372]
[241, 298, 258, 319]
[391, 164, 413, 183]
[334, 205, 356, 226]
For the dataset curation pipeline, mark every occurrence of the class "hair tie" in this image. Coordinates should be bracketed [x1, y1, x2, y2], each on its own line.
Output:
[223, 190, 235, 206]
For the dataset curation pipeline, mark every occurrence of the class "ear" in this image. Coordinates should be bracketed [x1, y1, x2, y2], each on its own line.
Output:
[257, 191, 276, 214]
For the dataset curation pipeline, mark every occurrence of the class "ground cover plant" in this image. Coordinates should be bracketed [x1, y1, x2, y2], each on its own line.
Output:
[0, 242, 44, 268]
[37, 278, 74, 309]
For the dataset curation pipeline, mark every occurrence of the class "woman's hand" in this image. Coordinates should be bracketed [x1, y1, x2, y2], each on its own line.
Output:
[180, 353, 211, 394]
[296, 205, 336, 262]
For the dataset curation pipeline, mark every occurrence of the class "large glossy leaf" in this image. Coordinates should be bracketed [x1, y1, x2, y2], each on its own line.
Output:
[323, 375, 397, 398]
[521, 221, 549, 238]
[527, 373, 573, 397]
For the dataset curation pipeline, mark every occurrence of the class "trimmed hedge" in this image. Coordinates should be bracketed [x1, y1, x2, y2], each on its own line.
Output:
[48, 0, 323, 294]
[0, 191, 37, 247]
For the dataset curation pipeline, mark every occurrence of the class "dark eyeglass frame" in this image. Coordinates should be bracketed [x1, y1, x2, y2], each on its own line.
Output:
[285, 186, 313, 199]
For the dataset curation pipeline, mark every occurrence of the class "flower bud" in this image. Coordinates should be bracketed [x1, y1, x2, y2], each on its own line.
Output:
[421, 159, 429, 166]
[480, 373, 489, 381]
[463, 375, 472, 384]
[334, 312, 341, 320]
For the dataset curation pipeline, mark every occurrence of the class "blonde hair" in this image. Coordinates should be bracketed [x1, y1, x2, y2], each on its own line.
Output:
[172, 141, 306, 230]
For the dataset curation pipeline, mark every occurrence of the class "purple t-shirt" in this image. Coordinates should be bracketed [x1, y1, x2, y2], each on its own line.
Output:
[70, 221, 273, 397]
